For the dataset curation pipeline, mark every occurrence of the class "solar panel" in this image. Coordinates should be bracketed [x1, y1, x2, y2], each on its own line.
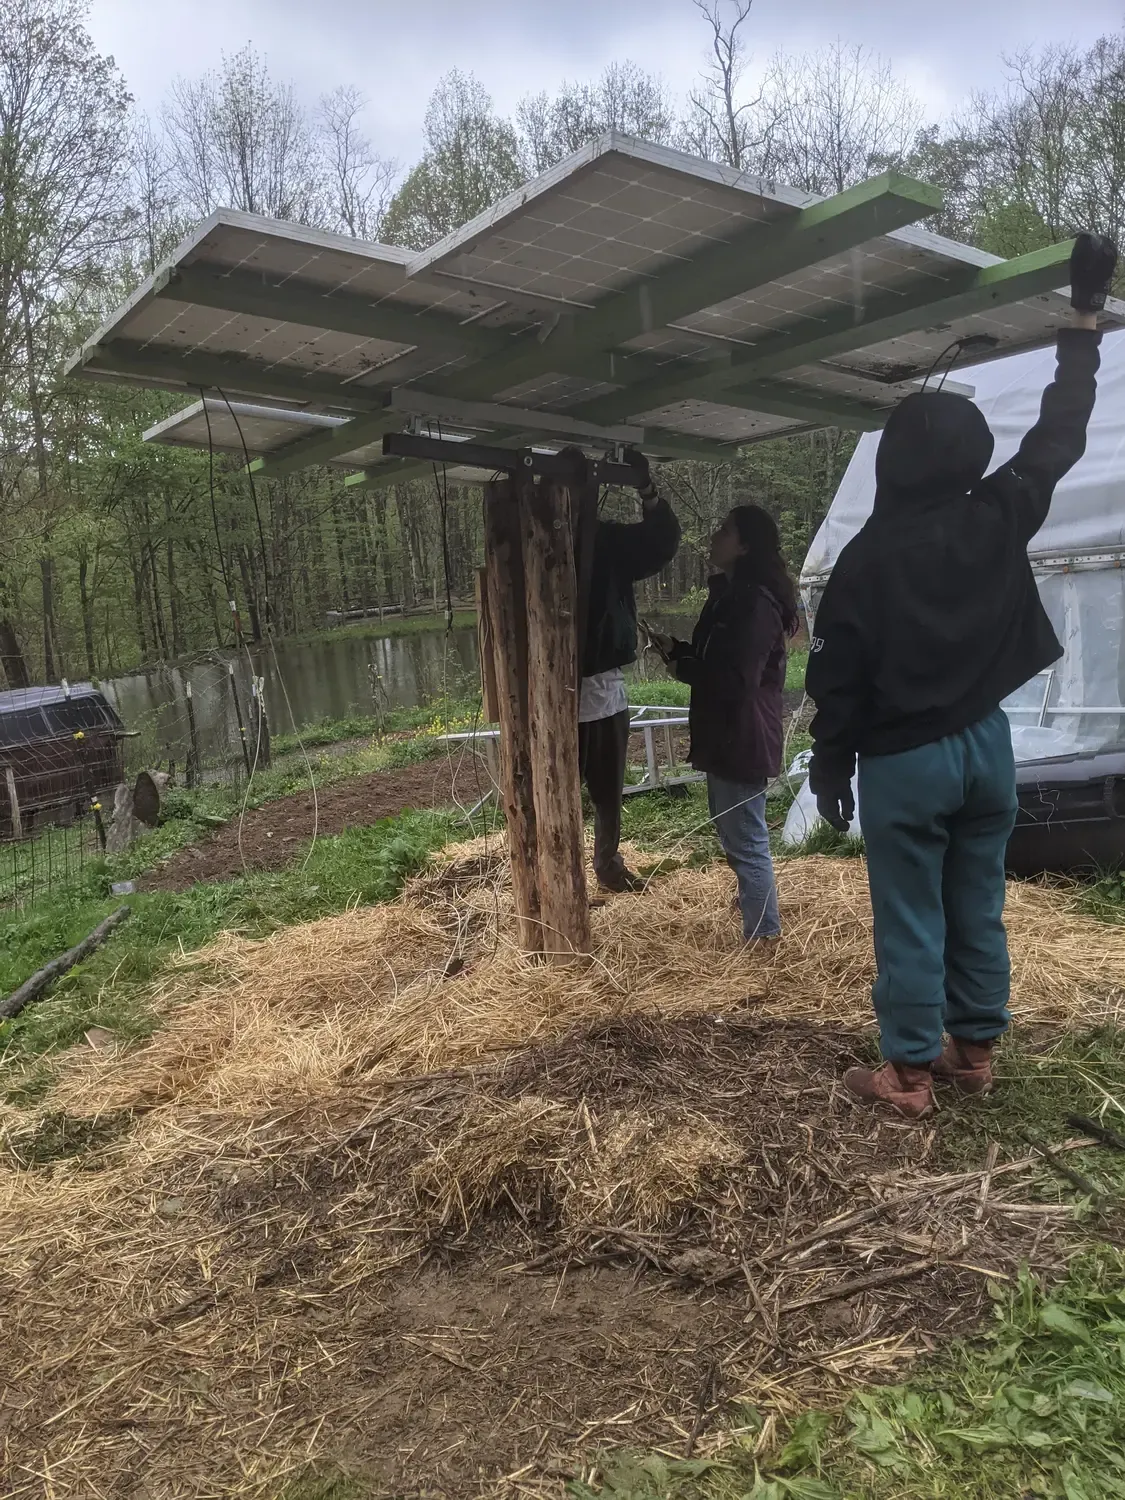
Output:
[69, 132, 1124, 485]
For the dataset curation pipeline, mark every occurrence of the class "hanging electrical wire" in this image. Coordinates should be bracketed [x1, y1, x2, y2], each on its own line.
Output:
[201, 386, 320, 867]
[199, 390, 234, 602]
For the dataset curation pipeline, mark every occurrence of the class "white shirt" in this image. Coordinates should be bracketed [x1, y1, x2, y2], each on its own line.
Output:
[578, 668, 628, 725]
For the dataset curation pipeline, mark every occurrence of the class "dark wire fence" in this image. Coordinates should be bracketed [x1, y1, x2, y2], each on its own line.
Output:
[1, 654, 274, 911]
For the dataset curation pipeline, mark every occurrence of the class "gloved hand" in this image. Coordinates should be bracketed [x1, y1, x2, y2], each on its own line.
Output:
[816, 784, 855, 835]
[622, 445, 655, 498]
[1071, 232, 1118, 313]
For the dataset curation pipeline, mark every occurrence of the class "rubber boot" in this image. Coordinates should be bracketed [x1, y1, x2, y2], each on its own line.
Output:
[596, 858, 644, 894]
[843, 1061, 935, 1119]
[933, 1037, 996, 1096]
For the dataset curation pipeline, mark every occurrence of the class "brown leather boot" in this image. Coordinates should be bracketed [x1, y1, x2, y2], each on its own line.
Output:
[843, 1061, 935, 1119]
[933, 1037, 996, 1096]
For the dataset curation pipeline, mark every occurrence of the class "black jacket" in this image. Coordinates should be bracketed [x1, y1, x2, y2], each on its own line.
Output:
[583, 496, 681, 676]
[807, 329, 1102, 791]
[671, 574, 788, 783]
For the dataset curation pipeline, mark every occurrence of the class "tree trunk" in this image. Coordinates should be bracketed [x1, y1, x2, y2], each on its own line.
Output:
[130, 548, 149, 660]
[40, 555, 56, 681]
[148, 541, 169, 659]
[519, 475, 591, 961]
[78, 555, 97, 678]
[484, 479, 541, 954]
[0, 612, 30, 689]
[237, 547, 262, 641]
[371, 490, 395, 605]
[164, 492, 184, 656]
[331, 494, 351, 610]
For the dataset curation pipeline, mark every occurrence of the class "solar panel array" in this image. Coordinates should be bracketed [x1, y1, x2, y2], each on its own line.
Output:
[68, 133, 1122, 485]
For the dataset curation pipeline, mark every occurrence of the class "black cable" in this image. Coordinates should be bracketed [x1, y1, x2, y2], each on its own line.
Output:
[217, 386, 271, 634]
[428, 420, 455, 633]
[199, 390, 233, 601]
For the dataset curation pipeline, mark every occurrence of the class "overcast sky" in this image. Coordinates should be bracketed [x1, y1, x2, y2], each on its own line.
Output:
[86, 0, 1124, 167]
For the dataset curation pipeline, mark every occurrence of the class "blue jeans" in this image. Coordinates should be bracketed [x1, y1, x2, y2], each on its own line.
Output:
[858, 709, 1018, 1065]
[707, 775, 781, 940]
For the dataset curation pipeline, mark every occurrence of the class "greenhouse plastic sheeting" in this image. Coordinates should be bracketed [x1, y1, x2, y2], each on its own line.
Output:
[804, 329, 1125, 572]
[801, 328, 1125, 762]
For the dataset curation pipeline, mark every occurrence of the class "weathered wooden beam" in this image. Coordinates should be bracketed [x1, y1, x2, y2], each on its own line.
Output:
[520, 475, 591, 960]
[0, 906, 132, 1021]
[577, 239, 1076, 425]
[484, 477, 542, 954]
[701, 382, 887, 431]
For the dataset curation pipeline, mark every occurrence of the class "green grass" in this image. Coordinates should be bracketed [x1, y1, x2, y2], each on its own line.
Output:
[292, 607, 477, 647]
[0, 808, 463, 1087]
[575, 1245, 1125, 1500]
[270, 694, 483, 755]
[572, 1021, 1125, 1500]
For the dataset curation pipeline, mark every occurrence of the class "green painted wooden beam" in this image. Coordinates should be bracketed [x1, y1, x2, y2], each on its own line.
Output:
[345, 459, 433, 492]
[158, 266, 517, 360]
[715, 381, 888, 431]
[77, 342, 381, 413]
[576, 239, 1076, 425]
[255, 408, 401, 477]
[434, 172, 942, 403]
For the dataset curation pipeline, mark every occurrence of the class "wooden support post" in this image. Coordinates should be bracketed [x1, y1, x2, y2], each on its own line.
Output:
[228, 663, 252, 776]
[184, 680, 200, 788]
[520, 474, 591, 960]
[4, 765, 21, 841]
[484, 478, 542, 954]
[475, 566, 501, 725]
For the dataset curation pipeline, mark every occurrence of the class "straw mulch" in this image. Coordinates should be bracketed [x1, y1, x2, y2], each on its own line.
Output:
[2, 843, 1124, 1499]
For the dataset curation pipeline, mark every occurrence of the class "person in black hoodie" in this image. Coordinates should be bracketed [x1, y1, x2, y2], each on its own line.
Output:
[579, 450, 681, 892]
[806, 232, 1117, 1119]
[654, 505, 799, 942]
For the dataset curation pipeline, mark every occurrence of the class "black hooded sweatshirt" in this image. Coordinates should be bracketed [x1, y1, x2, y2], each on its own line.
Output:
[806, 329, 1102, 793]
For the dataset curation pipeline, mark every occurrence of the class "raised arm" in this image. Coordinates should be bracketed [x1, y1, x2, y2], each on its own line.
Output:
[601, 447, 682, 582]
[985, 233, 1115, 541]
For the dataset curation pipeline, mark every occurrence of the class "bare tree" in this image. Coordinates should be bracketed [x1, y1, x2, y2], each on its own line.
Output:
[382, 71, 523, 250]
[680, 0, 766, 170]
[0, 0, 131, 686]
[163, 46, 324, 224]
[319, 86, 398, 240]
[517, 61, 676, 174]
[763, 42, 922, 195]
[129, 115, 183, 275]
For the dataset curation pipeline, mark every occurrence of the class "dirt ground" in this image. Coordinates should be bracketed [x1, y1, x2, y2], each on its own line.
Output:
[141, 753, 492, 890]
[5, 1015, 1063, 1500]
[6, 845, 1116, 1498]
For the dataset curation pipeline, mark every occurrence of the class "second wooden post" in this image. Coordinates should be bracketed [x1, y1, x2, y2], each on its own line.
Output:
[483, 478, 542, 953]
[520, 473, 591, 960]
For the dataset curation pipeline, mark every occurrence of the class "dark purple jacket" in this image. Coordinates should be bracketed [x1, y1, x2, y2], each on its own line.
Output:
[670, 574, 788, 784]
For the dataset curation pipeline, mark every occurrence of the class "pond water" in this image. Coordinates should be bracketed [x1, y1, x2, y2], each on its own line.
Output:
[101, 614, 685, 768]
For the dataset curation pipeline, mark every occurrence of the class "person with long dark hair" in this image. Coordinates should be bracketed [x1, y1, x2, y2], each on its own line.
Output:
[653, 505, 800, 943]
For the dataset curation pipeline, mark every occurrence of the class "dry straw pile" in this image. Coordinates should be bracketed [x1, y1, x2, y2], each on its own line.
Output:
[2, 843, 1124, 1498]
[42, 844, 1125, 1121]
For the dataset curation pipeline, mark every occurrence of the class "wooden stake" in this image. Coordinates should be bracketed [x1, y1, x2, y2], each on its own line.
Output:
[3, 765, 21, 841]
[184, 680, 200, 789]
[520, 474, 591, 960]
[484, 478, 542, 954]
[475, 566, 501, 725]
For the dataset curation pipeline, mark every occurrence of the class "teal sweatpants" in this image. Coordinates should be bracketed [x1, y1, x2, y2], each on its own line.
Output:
[857, 709, 1018, 1065]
